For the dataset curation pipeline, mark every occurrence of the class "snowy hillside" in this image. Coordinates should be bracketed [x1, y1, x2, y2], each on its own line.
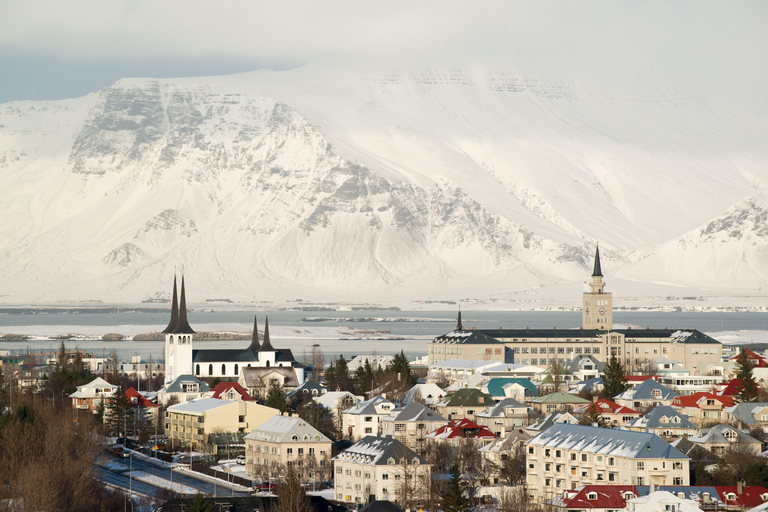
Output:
[0, 65, 766, 303]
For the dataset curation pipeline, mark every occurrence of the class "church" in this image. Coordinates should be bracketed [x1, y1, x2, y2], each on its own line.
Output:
[162, 276, 306, 387]
[429, 247, 723, 375]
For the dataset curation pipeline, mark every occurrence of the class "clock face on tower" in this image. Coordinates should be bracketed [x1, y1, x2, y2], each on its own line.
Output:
[599, 307, 606, 315]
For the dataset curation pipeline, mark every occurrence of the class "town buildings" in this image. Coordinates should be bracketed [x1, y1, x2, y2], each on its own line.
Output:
[70, 377, 116, 413]
[342, 395, 395, 440]
[380, 402, 447, 447]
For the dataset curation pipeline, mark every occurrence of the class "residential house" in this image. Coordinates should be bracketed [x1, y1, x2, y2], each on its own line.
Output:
[483, 377, 538, 402]
[564, 355, 605, 382]
[314, 391, 361, 424]
[670, 392, 734, 427]
[427, 359, 498, 387]
[614, 379, 679, 410]
[425, 418, 498, 445]
[687, 424, 763, 456]
[209, 382, 255, 401]
[525, 411, 579, 436]
[526, 424, 690, 500]
[624, 405, 698, 439]
[125, 386, 160, 425]
[723, 402, 768, 431]
[69, 377, 117, 413]
[381, 402, 447, 447]
[239, 366, 301, 399]
[436, 388, 496, 422]
[475, 397, 533, 435]
[342, 396, 395, 440]
[332, 436, 432, 506]
[402, 383, 445, 408]
[164, 397, 279, 450]
[623, 490, 703, 512]
[244, 415, 332, 481]
[478, 429, 531, 484]
[572, 399, 640, 427]
[528, 392, 590, 415]
[157, 375, 210, 405]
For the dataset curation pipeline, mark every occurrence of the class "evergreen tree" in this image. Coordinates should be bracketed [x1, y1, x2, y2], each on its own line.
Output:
[187, 493, 213, 512]
[336, 355, 349, 391]
[354, 358, 374, 395]
[389, 350, 416, 387]
[324, 361, 337, 391]
[744, 460, 768, 487]
[106, 386, 134, 436]
[579, 402, 608, 428]
[265, 382, 288, 413]
[734, 350, 760, 403]
[57, 341, 68, 371]
[694, 464, 713, 486]
[442, 463, 471, 512]
[299, 400, 338, 441]
[602, 354, 629, 399]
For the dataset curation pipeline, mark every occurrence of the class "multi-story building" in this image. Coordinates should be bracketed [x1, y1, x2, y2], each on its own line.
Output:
[475, 397, 532, 436]
[157, 374, 210, 405]
[332, 435, 432, 506]
[244, 415, 332, 480]
[164, 397, 279, 450]
[624, 405, 698, 439]
[572, 399, 641, 427]
[436, 388, 496, 422]
[525, 424, 690, 500]
[342, 396, 395, 440]
[687, 424, 763, 456]
[69, 377, 116, 413]
[427, 312, 511, 366]
[614, 379, 679, 410]
[528, 392, 590, 415]
[670, 392, 734, 427]
[381, 402, 447, 447]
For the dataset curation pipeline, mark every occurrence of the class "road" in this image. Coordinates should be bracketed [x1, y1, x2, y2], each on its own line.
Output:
[95, 454, 253, 498]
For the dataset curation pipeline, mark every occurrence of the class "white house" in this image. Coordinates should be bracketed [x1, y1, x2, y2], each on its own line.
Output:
[342, 396, 395, 440]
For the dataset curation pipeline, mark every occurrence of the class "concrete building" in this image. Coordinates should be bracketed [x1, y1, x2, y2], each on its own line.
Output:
[475, 397, 533, 436]
[614, 379, 679, 410]
[525, 424, 690, 500]
[436, 388, 496, 422]
[332, 436, 432, 506]
[381, 402, 447, 447]
[572, 399, 641, 427]
[687, 424, 763, 456]
[164, 397, 279, 450]
[157, 374, 210, 405]
[528, 392, 590, 415]
[624, 405, 698, 439]
[244, 415, 332, 481]
[427, 311, 511, 366]
[342, 396, 395, 440]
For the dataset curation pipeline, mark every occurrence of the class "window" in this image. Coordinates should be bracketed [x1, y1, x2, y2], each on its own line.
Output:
[364, 472, 370, 479]
[195, 364, 200, 375]
[608, 457, 615, 466]
[298, 448, 304, 455]
[234, 364, 238, 375]
[355, 470, 361, 477]
[336, 467, 343, 474]
[221, 364, 226, 374]
[287, 448, 293, 455]
[382, 473, 389, 480]
[545, 449, 551, 457]
[345, 469, 352, 475]
[725, 429, 738, 440]
[587, 492, 598, 500]
[365, 416, 373, 422]
[581, 454, 587, 462]
[570, 453, 576, 461]
[549, 347, 555, 354]
[555, 450, 561, 458]
[652, 389, 662, 399]
[528, 447, 534, 455]
[609, 473, 616, 482]
[636, 461, 644, 470]
[673, 477, 684, 485]
[209, 364, 213, 375]
[545, 463, 551, 472]
[531, 347, 538, 354]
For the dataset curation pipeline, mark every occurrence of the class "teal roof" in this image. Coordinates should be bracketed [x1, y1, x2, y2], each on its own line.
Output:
[486, 377, 538, 398]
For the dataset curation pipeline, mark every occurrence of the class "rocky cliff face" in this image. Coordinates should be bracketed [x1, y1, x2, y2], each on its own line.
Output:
[0, 66, 765, 302]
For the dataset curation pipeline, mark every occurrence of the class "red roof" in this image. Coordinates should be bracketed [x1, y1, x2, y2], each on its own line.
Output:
[125, 387, 158, 407]
[210, 382, 255, 401]
[717, 378, 745, 397]
[427, 418, 498, 440]
[588, 399, 640, 415]
[729, 349, 768, 367]
[557, 485, 768, 509]
[671, 391, 734, 409]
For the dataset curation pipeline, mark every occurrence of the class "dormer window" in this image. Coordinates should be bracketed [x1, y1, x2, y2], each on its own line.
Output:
[292, 435, 299, 441]
[652, 389, 662, 399]
[388, 458, 396, 465]
[725, 429, 737, 440]
[587, 492, 598, 500]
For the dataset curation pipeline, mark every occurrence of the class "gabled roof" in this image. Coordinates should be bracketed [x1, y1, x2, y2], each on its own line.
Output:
[125, 387, 158, 407]
[344, 395, 394, 416]
[565, 354, 605, 374]
[573, 398, 639, 416]
[403, 383, 445, 405]
[671, 392, 734, 409]
[718, 378, 747, 397]
[69, 377, 117, 398]
[526, 411, 578, 432]
[426, 418, 498, 440]
[383, 402, 446, 423]
[438, 388, 495, 408]
[552, 485, 768, 510]
[160, 374, 210, 394]
[287, 380, 327, 397]
[669, 437, 719, 463]
[529, 392, 590, 405]
[527, 424, 690, 459]
[476, 397, 530, 419]
[314, 391, 360, 410]
[360, 500, 405, 512]
[241, 366, 299, 388]
[479, 328, 721, 344]
[210, 382, 254, 401]
[333, 436, 429, 466]
[729, 348, 768, 367]
[486, 377, 538, 398]
[723, 402, 768, 425]
[168, 397, 234, 415]
[689, 424, 761, 446]
[624, 405, 697, 430]
[615, 379, 678, 401]
[244, 415, 331, 444]
[550, 485, 636, 510]
[478, 429, 531, 453]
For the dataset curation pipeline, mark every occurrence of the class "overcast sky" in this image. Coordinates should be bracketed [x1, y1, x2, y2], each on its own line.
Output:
[1, 1, 766, 105]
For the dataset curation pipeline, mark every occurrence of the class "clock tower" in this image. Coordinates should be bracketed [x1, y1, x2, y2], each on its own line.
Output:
[582, 246, 612, 330]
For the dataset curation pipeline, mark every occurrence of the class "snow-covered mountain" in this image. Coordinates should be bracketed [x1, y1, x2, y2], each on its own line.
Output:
[0, 65, 766, 303]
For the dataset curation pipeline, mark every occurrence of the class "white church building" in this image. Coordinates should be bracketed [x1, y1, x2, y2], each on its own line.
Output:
[162, 276, 307, 387]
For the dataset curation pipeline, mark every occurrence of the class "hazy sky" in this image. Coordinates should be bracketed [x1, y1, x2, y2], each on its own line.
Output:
[1, 1, 766, 104]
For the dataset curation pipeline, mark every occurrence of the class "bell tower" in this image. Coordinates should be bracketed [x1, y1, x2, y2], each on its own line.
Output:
[163, 275, 195, 383]
[582, 246, 613, 330]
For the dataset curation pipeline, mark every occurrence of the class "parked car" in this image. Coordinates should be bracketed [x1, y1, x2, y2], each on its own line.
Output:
[236, 455, 245, 465]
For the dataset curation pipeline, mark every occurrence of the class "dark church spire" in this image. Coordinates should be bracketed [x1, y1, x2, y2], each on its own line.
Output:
[592, 246, 603, 277]
[170, 275, 195, 334]
[260, 316, 274, 351]
[248, 315, 261, 351]
[456, 308, 463, 331]
[162, 275, 179, 334]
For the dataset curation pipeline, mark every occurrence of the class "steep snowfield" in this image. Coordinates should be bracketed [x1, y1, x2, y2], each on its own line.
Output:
[0, 64, 766, 303]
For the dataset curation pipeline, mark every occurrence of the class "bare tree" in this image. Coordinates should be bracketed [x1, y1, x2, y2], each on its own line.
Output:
[275, 467, 311, 512]
[633, 358, 659, 377]
[311, 345, 325, 383]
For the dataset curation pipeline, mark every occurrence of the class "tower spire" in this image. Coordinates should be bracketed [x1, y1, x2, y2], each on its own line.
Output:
[248, 315, 261, 351]
[456, 308, 463, 331]
[170, 275, 195, 334]
[260, 316, 274, 351]
[592, 245, 603, 277]
[162, 275, 179, 333]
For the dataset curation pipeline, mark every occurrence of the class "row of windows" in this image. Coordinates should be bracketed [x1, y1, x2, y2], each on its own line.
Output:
[512, 346, 600, 354]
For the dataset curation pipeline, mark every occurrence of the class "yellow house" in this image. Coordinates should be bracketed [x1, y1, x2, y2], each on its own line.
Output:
[165, 397, 279, 450]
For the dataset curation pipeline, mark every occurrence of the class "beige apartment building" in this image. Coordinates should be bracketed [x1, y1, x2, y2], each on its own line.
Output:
[244, 415, 332, 481]
[526, 424, 690, 501]
[165, 397, 279, 450]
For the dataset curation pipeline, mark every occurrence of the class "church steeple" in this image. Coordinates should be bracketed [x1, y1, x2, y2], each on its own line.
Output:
[248, 315, 261, 351]
[260, 316, 274, 351]
[456, 309, 463, 331]
[162, 275, 179, 333]
[592, 246, 603, 277]
[170, 275, 195, 334]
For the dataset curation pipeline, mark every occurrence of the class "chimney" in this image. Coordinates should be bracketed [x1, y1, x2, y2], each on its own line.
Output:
[650, 482, 655, 493]
[592, 395, 598, 403]
[738, 480, 744, 495]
